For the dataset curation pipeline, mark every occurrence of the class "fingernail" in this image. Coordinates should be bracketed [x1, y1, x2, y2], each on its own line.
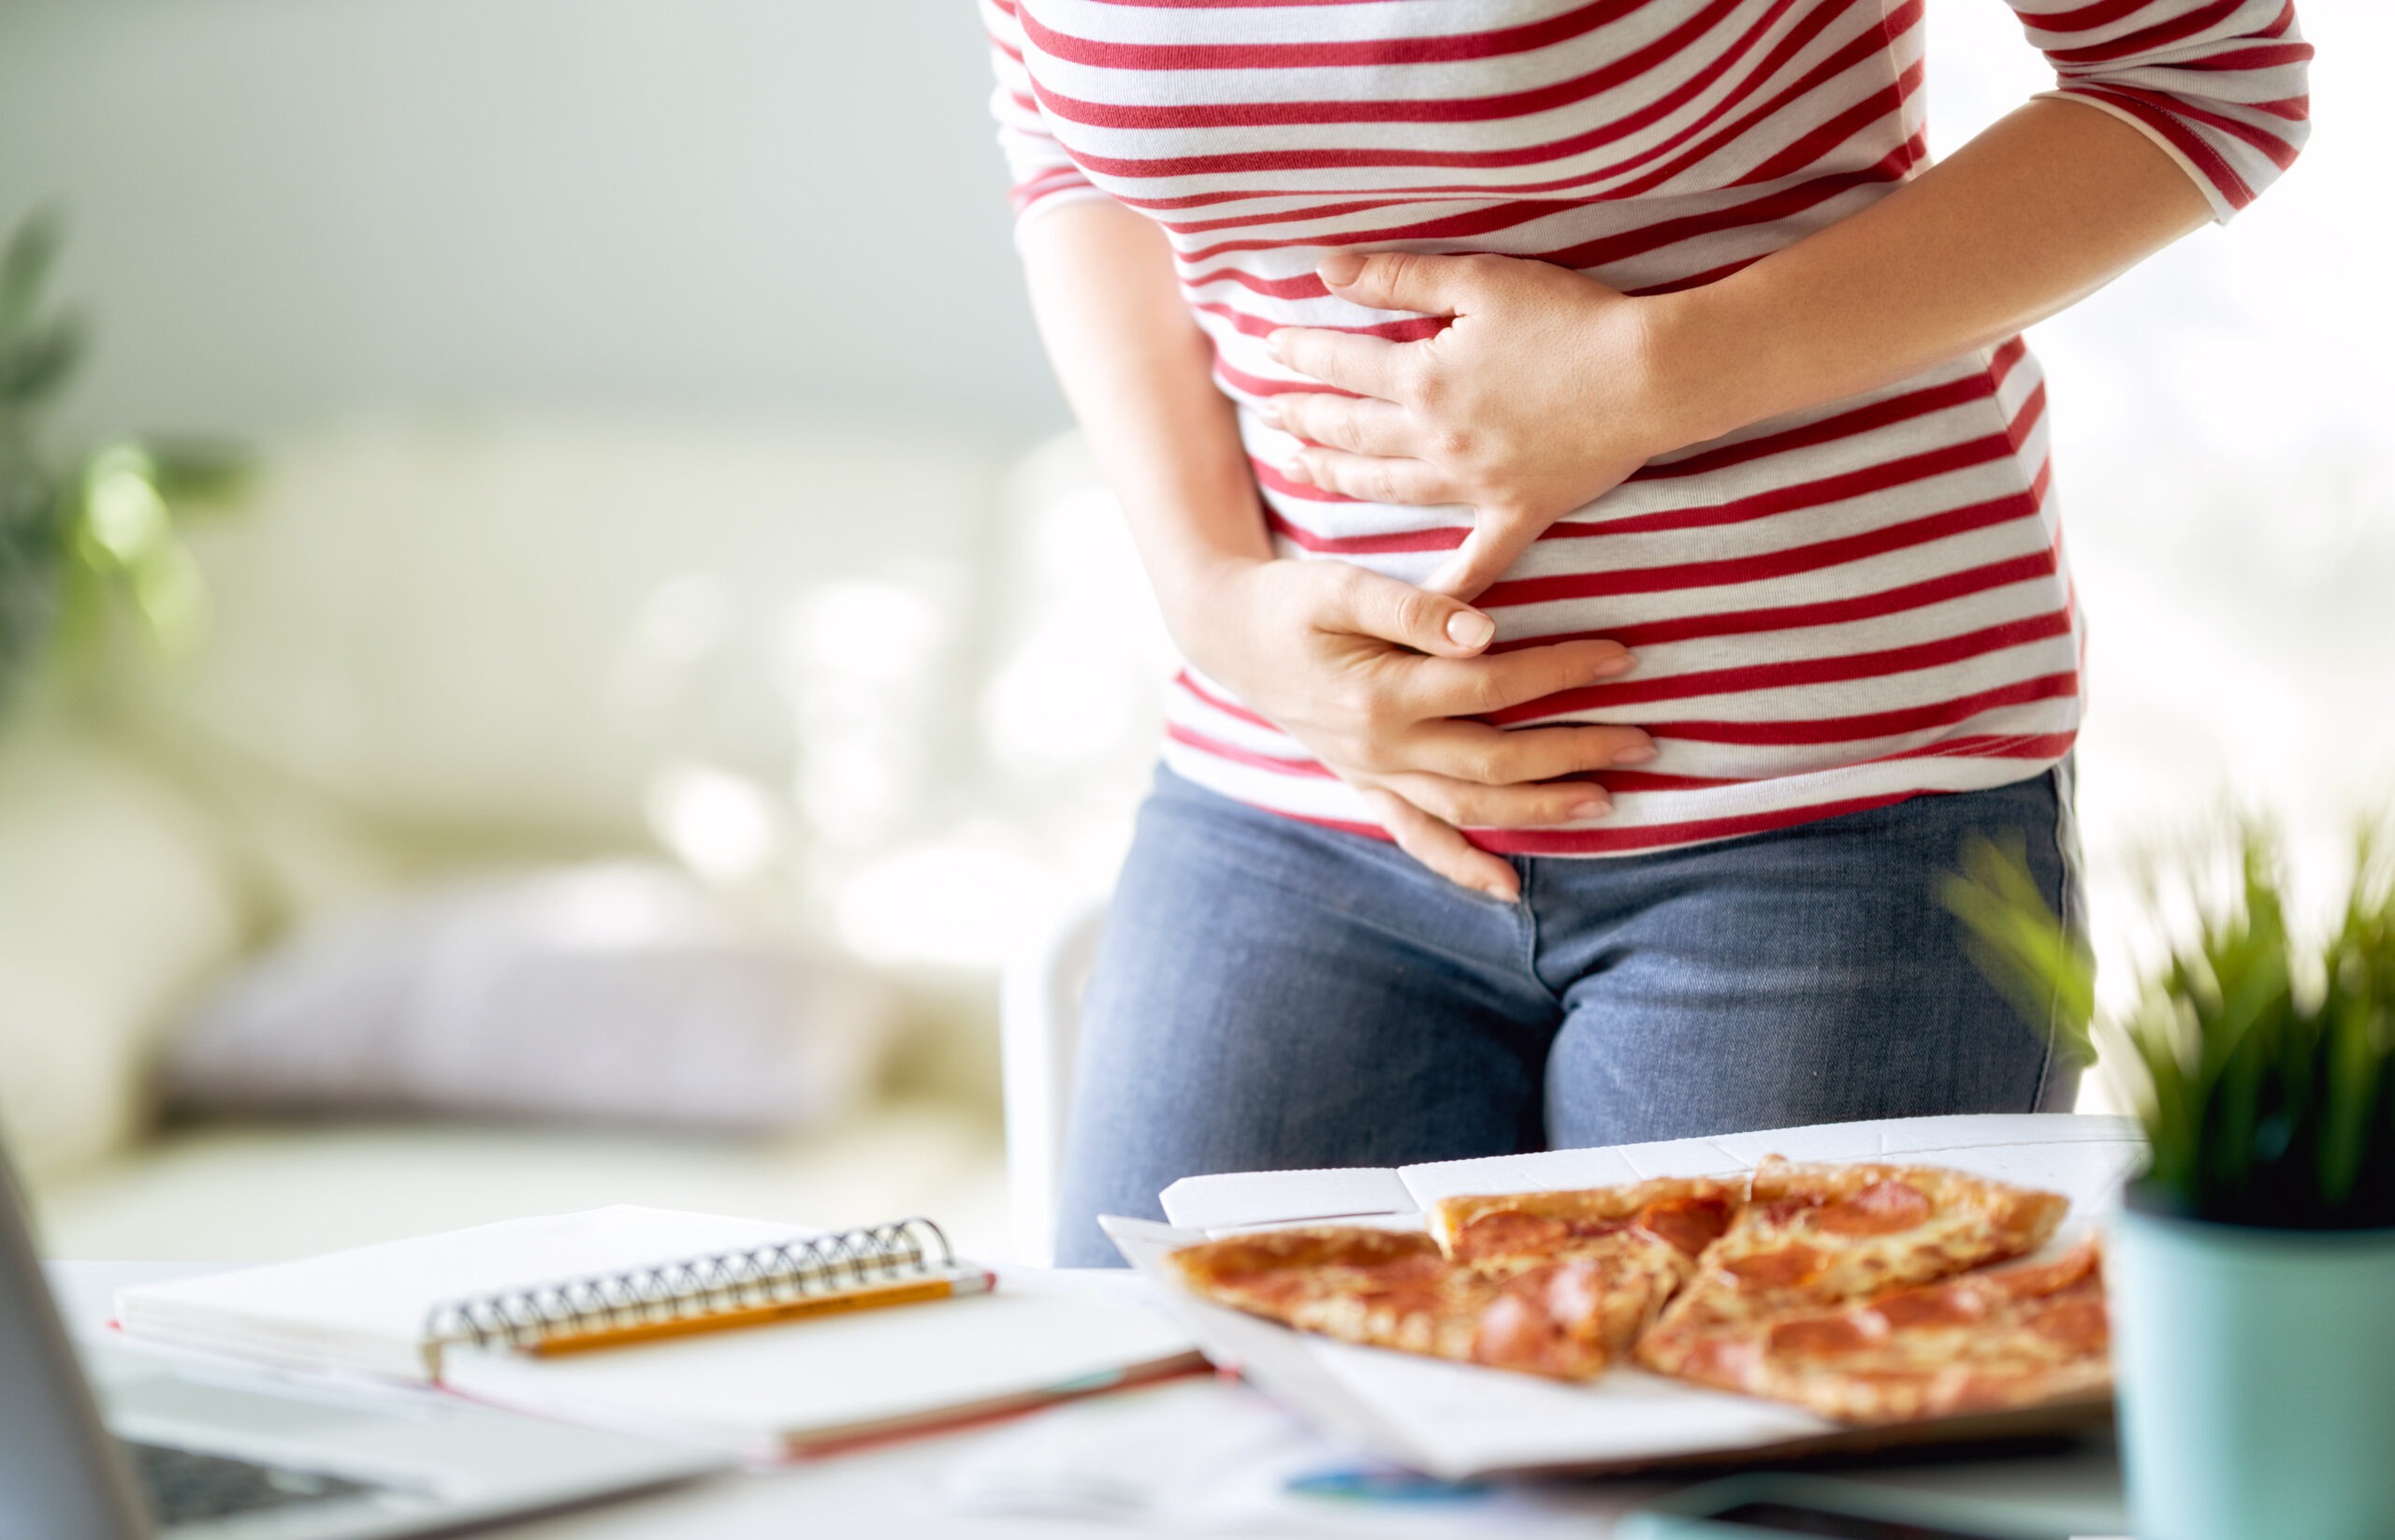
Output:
[1318, 251, 1365, 286]
[1281, 458, 1314, 487]
[1569, 797, 1610, 820]
[1591, 650, 1638, 678]
[1445, 610, 1495, 649]
[1482, 882, 1518, 902]
[1255, 400, 1284, 429]
[1612, 742, 1657, 765]
[1267, 328, 1291, 361]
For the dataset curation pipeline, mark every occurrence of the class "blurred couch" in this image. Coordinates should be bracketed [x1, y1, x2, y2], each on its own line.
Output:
[0, 415, 1174, 1263]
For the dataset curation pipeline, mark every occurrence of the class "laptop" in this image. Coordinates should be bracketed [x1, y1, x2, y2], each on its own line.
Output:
[0, 1141, 727, 1539]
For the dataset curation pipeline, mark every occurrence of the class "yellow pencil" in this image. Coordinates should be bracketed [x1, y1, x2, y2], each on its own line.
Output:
[520, 1271, 997, 1358]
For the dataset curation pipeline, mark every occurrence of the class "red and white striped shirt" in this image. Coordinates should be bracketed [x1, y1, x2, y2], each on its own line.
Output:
[984, 0, 2310, 855]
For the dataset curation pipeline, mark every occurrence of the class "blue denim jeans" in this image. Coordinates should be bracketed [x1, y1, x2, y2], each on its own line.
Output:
[1053, 765, 2084, 1267]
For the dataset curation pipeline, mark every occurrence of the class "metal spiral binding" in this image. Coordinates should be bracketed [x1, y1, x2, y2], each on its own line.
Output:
[423, 1216, 956, 1352]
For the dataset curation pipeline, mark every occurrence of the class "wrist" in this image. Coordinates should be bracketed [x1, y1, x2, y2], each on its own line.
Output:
[1636, 278, 1784, 451]
[1154, 548, 1267, 674]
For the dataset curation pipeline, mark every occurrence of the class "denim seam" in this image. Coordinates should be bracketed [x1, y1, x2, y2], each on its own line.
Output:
[2029, 762, 2078, 1110]
[1514, 856, 1567, 1009]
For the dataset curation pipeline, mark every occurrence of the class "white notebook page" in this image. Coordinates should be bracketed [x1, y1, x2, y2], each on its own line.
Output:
[114, 1206, 809, 1381]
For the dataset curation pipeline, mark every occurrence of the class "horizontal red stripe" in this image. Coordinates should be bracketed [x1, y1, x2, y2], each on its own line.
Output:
[1166, 720, 1331, 777]
[1026, 0, 1754, 131]
[1637, 671, 2079, 746]
[1481, 487, 2041, 609]
[1174, 669, 1279, 732]
[1019, 0, 1651, 73]
[2036, 0, 2247, 63]
[2065, 84, 2255, 207]
[1470, 792, 1919, 853]
[1634, 366, 1997, 484]
[1084, 0, 1858, 203]
[1491, 542, 2059, 653]
[1486, 608, 2075, 722]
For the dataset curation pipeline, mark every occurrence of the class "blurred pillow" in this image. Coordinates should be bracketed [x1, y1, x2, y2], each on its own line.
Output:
[160, 864, 893, 1134]
[0, 719, 245, 1180]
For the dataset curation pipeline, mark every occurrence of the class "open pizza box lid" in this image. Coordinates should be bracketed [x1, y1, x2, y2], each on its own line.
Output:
[1102, 1112, 2144, 1481]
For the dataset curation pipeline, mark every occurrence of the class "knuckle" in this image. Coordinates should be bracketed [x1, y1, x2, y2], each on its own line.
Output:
[1462, 669, 1509, 715]
[1406, 364, 1447, 412]
[1459, 747, 1506, 784]
[1335, 728, 1385, 770]
[1429, 425, 1474, 459]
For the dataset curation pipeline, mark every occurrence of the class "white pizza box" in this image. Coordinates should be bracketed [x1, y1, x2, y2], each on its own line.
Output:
[1101, 1112, 2144, 1481]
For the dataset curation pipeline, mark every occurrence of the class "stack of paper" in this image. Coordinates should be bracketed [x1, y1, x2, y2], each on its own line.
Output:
[117, 1206, 1201, 1458]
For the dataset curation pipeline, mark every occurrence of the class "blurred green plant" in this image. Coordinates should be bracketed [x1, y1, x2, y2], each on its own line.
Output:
[0, 206, 246, 703]
[1948, 832, 2395, 1230]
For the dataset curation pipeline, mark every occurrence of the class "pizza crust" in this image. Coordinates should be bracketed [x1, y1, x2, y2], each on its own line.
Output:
[1166, 1225, 1626, 1379]
[1429, 1174, 1746, 1260]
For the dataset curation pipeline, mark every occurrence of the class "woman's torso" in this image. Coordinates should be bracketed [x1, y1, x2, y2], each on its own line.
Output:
[1015, 0, 2078, 854]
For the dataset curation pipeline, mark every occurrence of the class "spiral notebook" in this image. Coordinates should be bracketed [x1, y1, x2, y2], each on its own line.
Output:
[114, 1207, 1200, 1457]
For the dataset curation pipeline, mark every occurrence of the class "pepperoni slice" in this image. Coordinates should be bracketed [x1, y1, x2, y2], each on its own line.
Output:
[1765, 1314, 1880, 1358]
[1540, 1258, 1607, 1328]
[1723, 1243, 1825, 1289]
[1469, 1291, 1555, 1372]
[1356, 1284, 1449, 1320]
[1811, 1180, 1933, 1236]
[2026, 1296, 2109, 1352]
[1875, 1284, 1985, 1329]
[1754, 1198, 1822, 1228]
[1636, 1193, 1735, 1257]
[1453, 1211, 1569, 1260]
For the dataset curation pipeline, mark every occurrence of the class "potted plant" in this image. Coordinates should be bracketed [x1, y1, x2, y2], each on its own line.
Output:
[1951, 835, 2395, 1540]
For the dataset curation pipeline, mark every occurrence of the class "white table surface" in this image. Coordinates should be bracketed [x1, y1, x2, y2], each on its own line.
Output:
[51, 1262, 2129, 1539]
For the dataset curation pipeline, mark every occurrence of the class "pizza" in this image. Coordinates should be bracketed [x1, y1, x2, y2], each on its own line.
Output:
[1633, 1155, 2068, 1378]
[1657, 1238, 2112, 1423]
[1165, 1225, 1626, 1379]
[1427, 1175, 1744, 1352]
[1162, 1156, 2095, 1425]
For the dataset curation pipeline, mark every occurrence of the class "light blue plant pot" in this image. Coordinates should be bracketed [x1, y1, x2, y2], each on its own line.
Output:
[2110, 1203, 2395, 1540]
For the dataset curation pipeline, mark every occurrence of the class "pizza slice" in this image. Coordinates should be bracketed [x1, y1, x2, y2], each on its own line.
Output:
[1167, 1225, 1625, 1379]
[1427, 1175, 1745, 1351]
[1636, 1155, 2068, 1377]
[1656, 1238, 2111, 1423]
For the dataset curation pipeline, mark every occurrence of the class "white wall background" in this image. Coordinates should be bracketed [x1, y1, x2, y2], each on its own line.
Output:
[0, 0, 1067, 439]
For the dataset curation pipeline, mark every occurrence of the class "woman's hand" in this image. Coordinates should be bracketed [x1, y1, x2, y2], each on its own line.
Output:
[1268, 250, 1688, 601]
[1176, 555, 1654, 900]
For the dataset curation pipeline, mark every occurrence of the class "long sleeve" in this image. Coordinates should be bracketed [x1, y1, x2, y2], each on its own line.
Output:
[981, 0, 1108, 238]
[2005, 0, 2313, 221]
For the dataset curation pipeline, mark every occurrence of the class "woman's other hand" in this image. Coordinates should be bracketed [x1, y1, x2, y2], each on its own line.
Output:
[1178, 555, 1653, 900]
[1268, 251, 1684, 602]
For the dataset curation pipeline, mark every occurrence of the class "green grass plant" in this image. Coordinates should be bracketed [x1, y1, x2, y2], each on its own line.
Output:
[1948, 833, 2395, 1230]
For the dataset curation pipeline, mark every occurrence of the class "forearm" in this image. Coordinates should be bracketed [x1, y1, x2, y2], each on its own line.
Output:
[1017, 198, 1269, 645]
[1654, 97, 2215, 446]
